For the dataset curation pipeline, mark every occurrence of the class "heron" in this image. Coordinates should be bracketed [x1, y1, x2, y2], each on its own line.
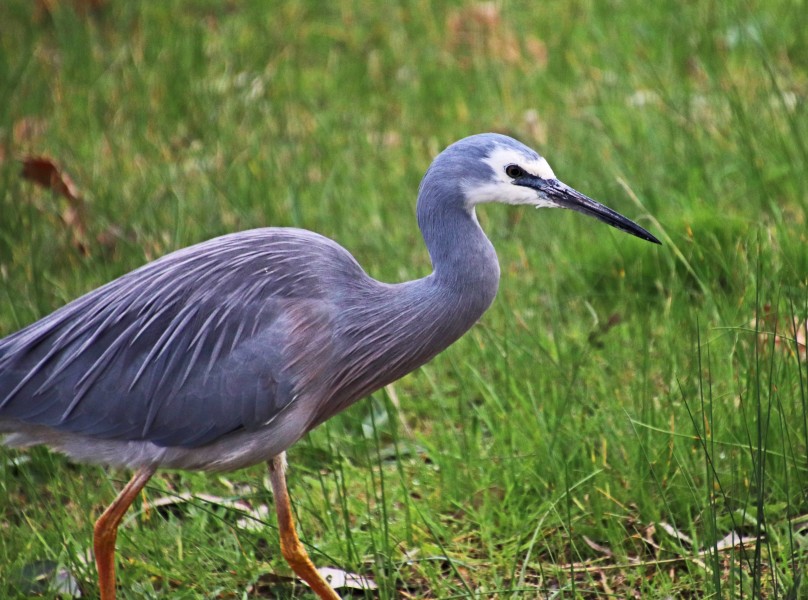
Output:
[0, 133, 659, 599]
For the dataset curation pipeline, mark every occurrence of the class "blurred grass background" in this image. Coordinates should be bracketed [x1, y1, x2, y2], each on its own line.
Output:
[0, 0, 806, 598]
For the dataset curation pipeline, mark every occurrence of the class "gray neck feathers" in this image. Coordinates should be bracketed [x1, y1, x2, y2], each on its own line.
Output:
[366, 181, 502, 357]
[349, 172, 501, 384]
[417, 162, 501, 303]
[308, 170, 501, 428]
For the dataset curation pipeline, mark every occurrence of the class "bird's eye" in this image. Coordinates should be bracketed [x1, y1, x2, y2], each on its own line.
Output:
[505, 164, 526, 179]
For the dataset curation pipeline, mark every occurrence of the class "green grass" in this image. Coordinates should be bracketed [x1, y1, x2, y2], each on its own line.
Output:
[1, 0, 806, 597]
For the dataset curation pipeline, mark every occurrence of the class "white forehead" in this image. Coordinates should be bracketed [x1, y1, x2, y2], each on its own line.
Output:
[483, 146, 556, 180]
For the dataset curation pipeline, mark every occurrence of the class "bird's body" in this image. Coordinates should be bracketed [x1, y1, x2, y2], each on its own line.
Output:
[0, 133, 659, 599]
[0, 225, 495, 471]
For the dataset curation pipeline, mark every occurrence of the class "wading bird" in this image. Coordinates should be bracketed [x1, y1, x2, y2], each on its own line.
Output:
[0, 133, 659, 599]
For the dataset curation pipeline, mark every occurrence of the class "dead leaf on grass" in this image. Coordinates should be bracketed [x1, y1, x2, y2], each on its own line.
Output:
[139, 492, 270, 532]
[34, 0, 106, 22]
[249, 567, 377, 595]
[317, 567, 378, 591]
[21, 156, 89, 255]
[583, 535, 614, 557]
[21, 156, 81, 201]
[445, 3, 547, 68]
[709, 530, 758, 553]
[658, 520, 694, 548]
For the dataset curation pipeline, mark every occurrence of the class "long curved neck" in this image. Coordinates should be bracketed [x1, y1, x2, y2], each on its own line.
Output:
[380, 196, 501, 368]
[373, 190, 502, 362]
[305, 194, 501, 429]
[417, 187, 500, 300]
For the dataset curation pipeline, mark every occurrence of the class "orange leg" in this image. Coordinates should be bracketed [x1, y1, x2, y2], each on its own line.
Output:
[268, 453, 341, 600]
[93, 464, 157, 600]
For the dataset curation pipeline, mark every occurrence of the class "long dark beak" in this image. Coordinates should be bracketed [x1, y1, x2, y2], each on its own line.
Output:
[517, 176, 661, 244]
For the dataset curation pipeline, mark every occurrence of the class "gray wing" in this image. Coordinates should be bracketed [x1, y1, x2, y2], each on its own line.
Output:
[0, 228, 356, 448]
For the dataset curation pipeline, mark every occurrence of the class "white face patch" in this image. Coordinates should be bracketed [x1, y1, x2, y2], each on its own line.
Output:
[464, 145, 559, 208]
[485, 146, 556, 180]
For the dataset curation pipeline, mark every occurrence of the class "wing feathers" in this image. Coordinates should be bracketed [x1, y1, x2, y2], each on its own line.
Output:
[0, 228, 356, 448]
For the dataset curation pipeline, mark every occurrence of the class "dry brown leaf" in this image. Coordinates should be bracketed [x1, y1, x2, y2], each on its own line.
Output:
[658, 520, 694, 548]
[525, 36, 548, 67]
[583, 535, 614, 557]
[21, 156, 81, 203]
[34, 0, 106, 22]
[21, 156, 89, 254]
[596, 567, 615, 596]
[445, 3, 533, 67]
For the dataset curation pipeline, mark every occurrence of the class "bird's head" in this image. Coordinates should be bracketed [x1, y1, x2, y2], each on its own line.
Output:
[423, 133, 660, 245]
